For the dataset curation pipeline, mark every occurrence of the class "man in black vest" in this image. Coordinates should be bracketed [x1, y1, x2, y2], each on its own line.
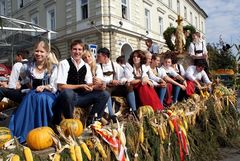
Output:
[51, 40, 109, 127]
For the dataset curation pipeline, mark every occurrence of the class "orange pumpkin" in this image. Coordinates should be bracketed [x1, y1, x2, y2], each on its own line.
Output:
[0, 127, 12, 148]
[26, 126, 54, 150]
[60, 119, 83, 137]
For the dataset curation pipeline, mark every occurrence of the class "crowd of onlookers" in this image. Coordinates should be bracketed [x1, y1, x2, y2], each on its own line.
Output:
[0, 31, 211, 144]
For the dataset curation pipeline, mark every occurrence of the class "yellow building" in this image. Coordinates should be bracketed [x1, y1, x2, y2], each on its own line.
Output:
[0, 0, 207, 62]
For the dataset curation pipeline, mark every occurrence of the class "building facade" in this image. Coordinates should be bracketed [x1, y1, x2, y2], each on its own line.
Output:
[0, 0, 207, 62]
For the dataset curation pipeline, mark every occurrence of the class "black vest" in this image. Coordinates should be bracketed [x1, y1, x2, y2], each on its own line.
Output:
[66, 58, 87, 93]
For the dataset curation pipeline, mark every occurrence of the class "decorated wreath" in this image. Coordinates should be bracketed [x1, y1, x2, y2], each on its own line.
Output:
[163, 25, 196, 53]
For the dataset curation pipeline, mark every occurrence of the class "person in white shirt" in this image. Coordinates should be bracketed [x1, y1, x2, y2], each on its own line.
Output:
[97, 47, 136, 120]
[161, 54, 186, 105]
[171, 54, 186, 101]
[188, 32, 209, 73]
[124, 50, 164, 111]
[51, 40, 109, 127]
[185, 59, 212, 96]
[8, 49, 29, 89]
[189, 32, 208, 60]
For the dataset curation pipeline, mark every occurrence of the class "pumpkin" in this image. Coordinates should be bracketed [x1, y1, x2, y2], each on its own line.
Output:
[26, 126, 54, 150]
[60, 119, 83, 137]
[0, 127, 12, 148]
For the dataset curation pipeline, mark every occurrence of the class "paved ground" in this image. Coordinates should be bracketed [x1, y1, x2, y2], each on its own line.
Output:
[219, 148, 240, 161]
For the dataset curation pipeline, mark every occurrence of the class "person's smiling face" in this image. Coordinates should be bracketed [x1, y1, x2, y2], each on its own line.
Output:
[71, 44, 84, 62]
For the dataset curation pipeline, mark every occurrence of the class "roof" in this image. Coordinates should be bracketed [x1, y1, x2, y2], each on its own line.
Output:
[0, 16, 57, 65]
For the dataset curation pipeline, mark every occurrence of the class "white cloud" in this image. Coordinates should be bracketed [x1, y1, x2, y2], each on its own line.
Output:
[195, 0, 240, 45]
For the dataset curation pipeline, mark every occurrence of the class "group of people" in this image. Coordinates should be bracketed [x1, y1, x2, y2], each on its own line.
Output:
[0, 31, 211, 144]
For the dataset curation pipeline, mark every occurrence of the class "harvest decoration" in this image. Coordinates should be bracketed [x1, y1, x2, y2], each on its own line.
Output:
[163, 25, 196, 53]
[0, 127, 12, 148]
[0, 84, 239, 161]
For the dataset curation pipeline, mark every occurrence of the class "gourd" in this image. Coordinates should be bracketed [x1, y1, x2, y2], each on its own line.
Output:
[60, 119, 83, 137]
[26, 126, 54, 150]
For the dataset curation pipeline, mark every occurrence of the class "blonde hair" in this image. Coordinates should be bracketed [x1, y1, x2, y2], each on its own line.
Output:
[34, 40, 59, 74]
[47, 51, 58, 74]
[82, 50, 96, 76]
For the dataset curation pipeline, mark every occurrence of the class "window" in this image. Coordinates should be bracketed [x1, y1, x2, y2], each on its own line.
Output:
[121, 0, 129, 19]
[31, 14, 38, 36]
[195, 16, 198, 28]
[184, 6, 187, 20]
[0, 0, 5, 15]
[201, 21, 203, 32]
[81, 0, 88, 19]
[17, 0, 23, 9]
[177, 0, 180, 15]
[168, 0, 172, 9]
[169, 23, 173, 27]
[190, 12, 193, 24]
[47, 8, 56, 30]
[159, 17, 163, 35]
[31, 16, 38, 25]
[145, 9, 150, 30]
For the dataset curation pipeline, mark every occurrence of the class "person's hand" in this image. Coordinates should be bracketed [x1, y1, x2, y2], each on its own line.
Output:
[180, 84, 186, 90]
[0, 81, 7, 87]
[15, 81, 21, 89]
[93, 84, 106, 90]
[147, 80, 154, 87]
[36, 85, 45, 92]
[110, 80, 120, 86]
[159, 81, 167, 87]
[82, 84, 93, 91]
[183, 80, 187, 87]
[93, 77, 102, 85]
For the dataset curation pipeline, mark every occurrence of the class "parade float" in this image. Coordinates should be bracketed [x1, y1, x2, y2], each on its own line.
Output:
[0, 16, 240, 161]
[0, 84, 238, 161]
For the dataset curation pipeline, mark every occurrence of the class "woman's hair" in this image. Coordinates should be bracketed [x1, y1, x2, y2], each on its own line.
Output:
[82, 50, 96, 76]
[151, 54, 161, 61]
[128, 50, 146, 66]
[116, 55, 126, 64]
[34, 40, 58, 74]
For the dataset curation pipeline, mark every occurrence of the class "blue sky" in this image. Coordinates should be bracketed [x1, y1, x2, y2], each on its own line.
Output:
[195, 0, 240, 46]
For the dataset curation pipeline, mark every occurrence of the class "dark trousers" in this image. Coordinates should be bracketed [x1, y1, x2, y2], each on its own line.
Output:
[51, 89, 109, 125]
[0, 87, 26, 103]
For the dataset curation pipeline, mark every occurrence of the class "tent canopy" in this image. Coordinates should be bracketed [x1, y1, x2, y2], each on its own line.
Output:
[0, 15, 57, 65]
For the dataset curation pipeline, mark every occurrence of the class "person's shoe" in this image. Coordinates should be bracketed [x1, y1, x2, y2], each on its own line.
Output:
[86, 117, 95, 127]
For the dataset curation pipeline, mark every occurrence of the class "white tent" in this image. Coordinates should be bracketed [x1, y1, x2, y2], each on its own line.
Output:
[0, 15, 57, 65]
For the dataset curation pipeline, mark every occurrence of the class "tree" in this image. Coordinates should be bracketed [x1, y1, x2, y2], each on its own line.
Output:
[207, 42, 237, 71]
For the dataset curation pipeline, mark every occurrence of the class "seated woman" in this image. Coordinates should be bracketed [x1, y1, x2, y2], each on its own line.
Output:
[124, 50, 163, 111]
[160, 54, 186, 106]
[8, 40, 58, 143]
[82, 50, 117, 122]
[185, 59, 212, 96]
